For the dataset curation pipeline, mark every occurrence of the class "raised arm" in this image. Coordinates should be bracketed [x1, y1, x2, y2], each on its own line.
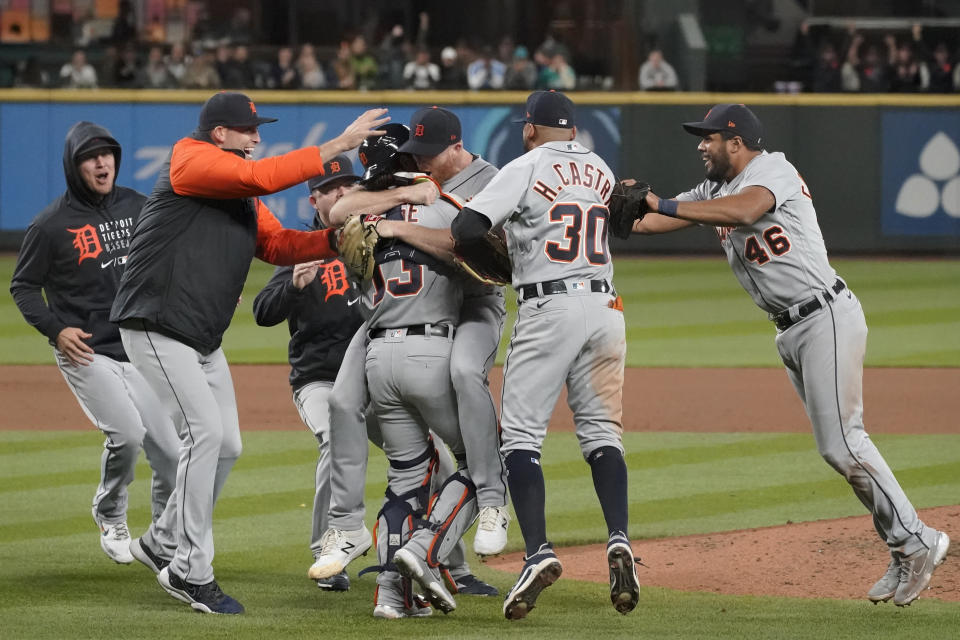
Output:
[329, 179, 438, 227]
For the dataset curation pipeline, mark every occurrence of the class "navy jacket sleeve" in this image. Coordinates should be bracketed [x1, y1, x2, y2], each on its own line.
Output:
[252, 265, 300, 327]
[10, 224, 66, 342]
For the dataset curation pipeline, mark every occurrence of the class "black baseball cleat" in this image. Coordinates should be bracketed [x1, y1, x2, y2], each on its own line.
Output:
[316, 571, 350, 592]
[607, 531, 640, 615]
[129, 537, 169, 575]
[158, 567, 245, 614]
[453, 573, 499, 596]
[502, 543, 563, 620]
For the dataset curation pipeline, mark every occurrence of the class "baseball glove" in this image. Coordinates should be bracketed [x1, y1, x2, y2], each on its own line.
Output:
[337, 214, 382, 281]
[608, 180, 652, 239]
[453, 231, 512, 287]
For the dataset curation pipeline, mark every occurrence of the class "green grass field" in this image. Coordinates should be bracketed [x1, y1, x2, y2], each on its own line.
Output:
[2, 255, 959, 366]
[2, 254, 959, 638]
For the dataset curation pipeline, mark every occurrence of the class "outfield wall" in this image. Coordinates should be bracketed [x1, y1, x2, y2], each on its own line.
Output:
[1, 89, 958, 254]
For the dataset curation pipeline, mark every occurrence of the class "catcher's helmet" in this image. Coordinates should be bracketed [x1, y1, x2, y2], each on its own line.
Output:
[358, 123, 417, 185]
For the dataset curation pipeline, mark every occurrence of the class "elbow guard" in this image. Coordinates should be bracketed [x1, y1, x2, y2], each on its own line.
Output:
[451, 207, 492, 244]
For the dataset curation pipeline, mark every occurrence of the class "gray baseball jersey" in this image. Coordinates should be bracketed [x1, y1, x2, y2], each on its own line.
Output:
[675, 150, 937, 557]
[675, 151, 836, 312]
[466, 139, 625, 459]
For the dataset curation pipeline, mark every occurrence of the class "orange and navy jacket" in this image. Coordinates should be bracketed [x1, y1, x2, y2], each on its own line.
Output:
[11, 121, 144, 361]
[111, 132, 337, 354]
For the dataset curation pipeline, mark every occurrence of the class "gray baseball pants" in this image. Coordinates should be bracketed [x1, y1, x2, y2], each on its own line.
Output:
[55, 350, 179, 526]
[120, 327, 242, 584]
[776, 289, 937, 556]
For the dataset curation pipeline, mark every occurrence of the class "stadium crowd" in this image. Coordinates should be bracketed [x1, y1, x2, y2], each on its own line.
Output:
[6, 6, 960, 93]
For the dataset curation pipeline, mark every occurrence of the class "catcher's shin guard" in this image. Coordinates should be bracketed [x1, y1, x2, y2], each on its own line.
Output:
[423, 471, 478, 567]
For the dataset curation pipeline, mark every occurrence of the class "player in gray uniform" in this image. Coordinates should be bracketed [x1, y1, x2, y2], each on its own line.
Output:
[450, 91, 641, 620]
[354, 165, 481, 619]
[10, 122, 179, 566]
[631, 103, 950, 607]
[312, 109, 510, 583]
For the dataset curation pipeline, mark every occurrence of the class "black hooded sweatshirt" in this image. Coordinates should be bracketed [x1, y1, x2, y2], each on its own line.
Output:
[10, 121, 146, 361]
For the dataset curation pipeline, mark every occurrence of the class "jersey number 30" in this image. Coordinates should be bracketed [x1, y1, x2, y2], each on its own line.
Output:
[544, 203, 610, 265]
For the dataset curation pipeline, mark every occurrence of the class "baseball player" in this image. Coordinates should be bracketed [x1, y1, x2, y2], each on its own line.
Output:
[356, 157, 479, 621]
[449, 90, 641, 620]
[10, 122, 180, 566]
[311, 110, 511, 585]
[110, 92, 388, 614]
[631, 103, 950, 607]
[252, 154, 364, 591]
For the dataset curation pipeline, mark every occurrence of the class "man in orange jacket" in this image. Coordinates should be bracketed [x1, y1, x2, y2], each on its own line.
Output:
[111, 92, 387, 614]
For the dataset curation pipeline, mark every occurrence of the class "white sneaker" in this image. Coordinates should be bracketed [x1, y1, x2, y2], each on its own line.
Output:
[308, 526, 372, 580]
[96, 519, 134, 564]
[473, 506, 510, 556]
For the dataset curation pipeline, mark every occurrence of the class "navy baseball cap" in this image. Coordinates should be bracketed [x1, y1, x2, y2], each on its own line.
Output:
[306, 154, 359, 192]
[198, 92, 278, 131]
[682, 104, 764, 148]
[398, 106, 462, 156]
[514, 90, 575, 128]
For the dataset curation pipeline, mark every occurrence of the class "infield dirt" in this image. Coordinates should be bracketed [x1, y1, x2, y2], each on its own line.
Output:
[3, 364, 957, 602]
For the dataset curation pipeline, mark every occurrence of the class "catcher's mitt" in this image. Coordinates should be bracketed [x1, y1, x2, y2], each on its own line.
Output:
[453, 231, 511, 287]
[608, 180, 652, 239]
[337, 214, 382, 280]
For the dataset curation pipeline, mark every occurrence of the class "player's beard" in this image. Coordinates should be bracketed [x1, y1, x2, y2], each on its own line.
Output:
[704, 147, 731, 182]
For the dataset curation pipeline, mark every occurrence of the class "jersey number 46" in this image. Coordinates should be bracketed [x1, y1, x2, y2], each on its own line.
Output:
[544, 202, 610, 265]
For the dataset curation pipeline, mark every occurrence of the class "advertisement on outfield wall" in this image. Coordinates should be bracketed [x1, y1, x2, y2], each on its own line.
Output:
[881, 110, 960, 237]
[0, 102, 621, 231]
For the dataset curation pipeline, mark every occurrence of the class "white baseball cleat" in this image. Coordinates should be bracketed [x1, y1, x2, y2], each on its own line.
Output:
[867, 554, 901, 603]
[473, 505, 510, 556]
[373, 573, 433, 620]
[894, 531, 950, 606]
[308, 526, 372, 580]
[95, 518, 134, 564]
[394, 547, 457, 614]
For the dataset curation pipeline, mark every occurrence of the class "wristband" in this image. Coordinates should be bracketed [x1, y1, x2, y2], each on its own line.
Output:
[658, 198, 679, 217]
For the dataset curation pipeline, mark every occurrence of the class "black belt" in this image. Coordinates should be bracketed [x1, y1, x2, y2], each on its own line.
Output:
[773, 280, 846, 331]
[518, 279, 612, 301]
[368, 324, 454, 340]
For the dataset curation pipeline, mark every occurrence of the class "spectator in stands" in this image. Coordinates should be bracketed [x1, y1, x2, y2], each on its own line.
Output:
[403, 46, 440, 90]
[191, 6, 220, 50]
[215, 44, 240, 88]
[332, 40, 356, 89]
[298, 44, 327, 90]
[226, 7, 254, 45]
[230, 45, 257, 89]
[437, 46, 467, 89]
[504, 45, 537, 90]
[842, 34, 890, 92]
[350, 35, 378, 91]
[379, 24, 409, 89]
[498, 36, 516, 65]
[166, 42, 190, 85]
[888, 36, 928, 93]
[638, 48, 679, 90]
[537, 48, 576, 90]
[114, 44, 140, 88]
[467, 45, 506, 90]
[139, 45, 177, 89]
[181, 48, 220, 89]
[60, 49, 98, 89]
[926, 42, 955, 93]
[810, 42, 843, 92]
[268, 46, 301, 90]
[111, 0, 138, 46]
